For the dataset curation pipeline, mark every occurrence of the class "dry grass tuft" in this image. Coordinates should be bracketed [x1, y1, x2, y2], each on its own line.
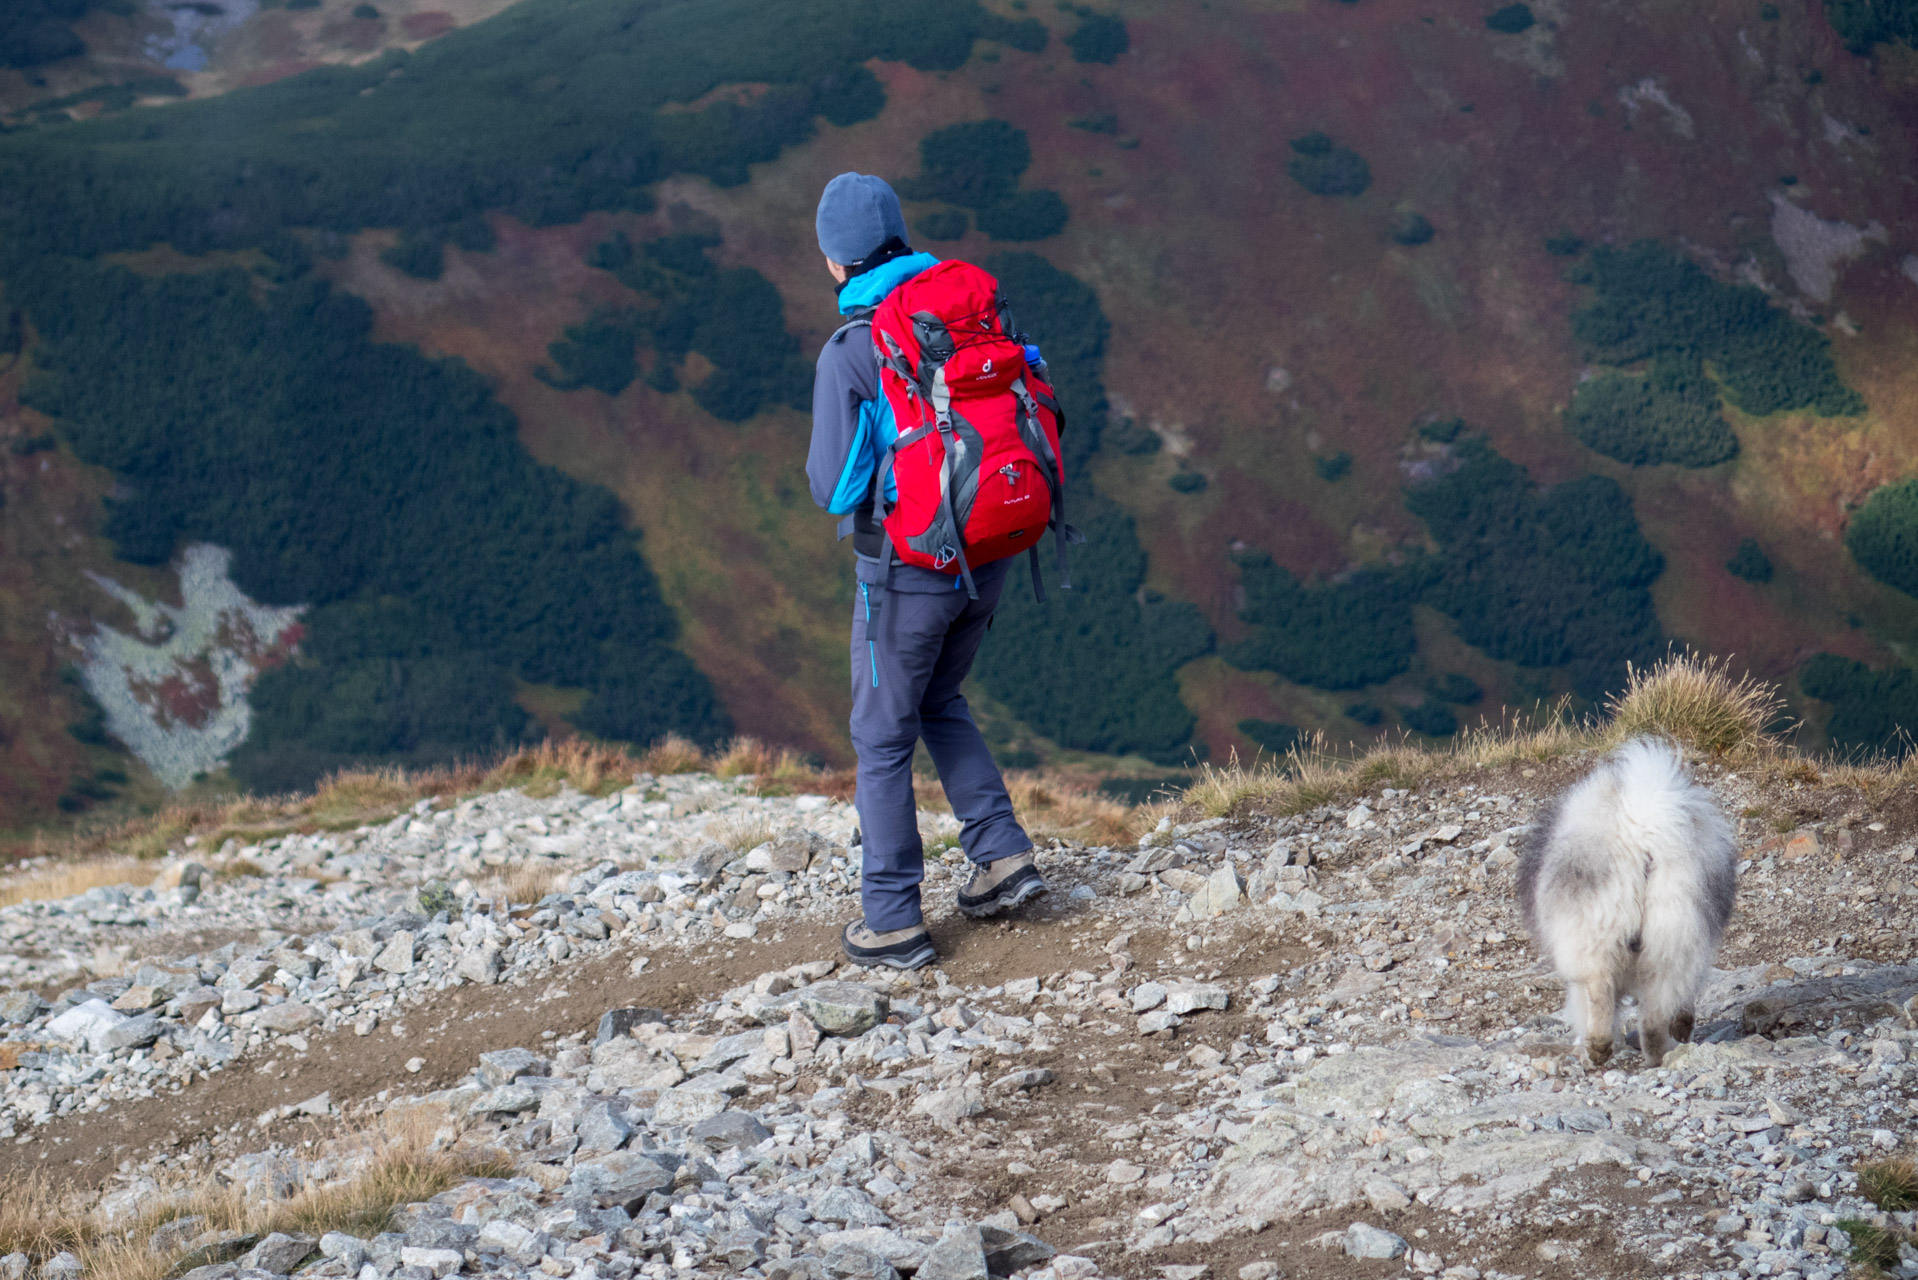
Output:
[477, 858, 567, 907]
[482, 739, 638, 798]
[0, 858, 155, 910]
[0, 1107, 510, 1279]
[637, 734, 709, 775]
[1602, 653, 1785, 758]
[1002, 772, 1139, 846]
[1859, 1158, 1918, 1212]
[703, 811, 783, 855]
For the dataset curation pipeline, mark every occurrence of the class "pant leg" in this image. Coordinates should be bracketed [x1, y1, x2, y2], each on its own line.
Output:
[849, 581, 967, 931]
[916, 572, 1033, 867]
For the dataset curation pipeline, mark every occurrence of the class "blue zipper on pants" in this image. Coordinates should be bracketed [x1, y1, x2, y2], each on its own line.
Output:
[862, 584, 878, 688]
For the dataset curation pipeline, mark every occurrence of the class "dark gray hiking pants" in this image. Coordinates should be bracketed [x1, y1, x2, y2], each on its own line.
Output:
[849, 556, 1032, 931]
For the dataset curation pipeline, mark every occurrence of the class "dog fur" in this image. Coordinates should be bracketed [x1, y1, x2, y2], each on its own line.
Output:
[1517, 737, 1737, 1067]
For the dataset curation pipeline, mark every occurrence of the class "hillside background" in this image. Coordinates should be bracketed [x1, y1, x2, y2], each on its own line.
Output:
[3, 0, 1918, 832]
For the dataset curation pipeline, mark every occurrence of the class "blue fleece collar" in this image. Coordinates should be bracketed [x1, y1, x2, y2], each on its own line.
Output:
[838, 252, 940, 314]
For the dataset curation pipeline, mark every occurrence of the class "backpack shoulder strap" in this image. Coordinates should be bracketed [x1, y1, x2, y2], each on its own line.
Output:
[830, 307, 875, 344]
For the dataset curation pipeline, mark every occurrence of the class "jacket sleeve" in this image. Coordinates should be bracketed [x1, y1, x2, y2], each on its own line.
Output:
[806, 323, 882, 514]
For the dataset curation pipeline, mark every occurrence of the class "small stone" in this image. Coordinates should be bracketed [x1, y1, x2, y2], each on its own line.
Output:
[373, 932, 416, 974]
[1162, 981, 1229, 1015]
[96, 1013, 164, 1052]
[576, 1101, 633, 1153]
[1364, 1178, 1411, 1213]
[1130, 982, 1169, 1013]
[690, 1109, 771, 1151]
[1183, 865, 1244, 919]
[1159, 1268, 1208, 1280]
[317, 1235, 366, 1271]
[44, 999, 126, 1052]
[1138, 1010, 1183, 1034]
[1239, 1265, 1280, 1280]
[653, 1082, 731, 1126]
[912, 1086, 985, 1131]
[569, 1150, 671, 1207]
[474, 1222, 549, 1267]
[111, 985, 163, 1012]
[399, 1247, 462, 1278]
[0, 1256, 28, 1280]
[455, 944, 502, 986]
[476, 1047, 549, 1086]
[246, 1233, 318, 1274]
[253, 1003, 321, 1034]
[1343, 1223, 1406, 1260]
[0, 991, 47, 1024]
[991, 1068, 1055, 1093]
[292, 1092, 331, 1117]
[1106, 1160, 1146, 1185]
[1782, 830, 1821, 861]
[980, 1225, 1054, 1273]
[1346, 804, 1373, 829]
[404, 1056, 426, 1075]
[40, 1254, 82, 1280]
[789, 1009, 823, 1053]
[798, 982, 889, 1036]
[820, 1242, 899, 1280]
[915, 1224, 989, 1280]
[593, 1007, 664, 1046]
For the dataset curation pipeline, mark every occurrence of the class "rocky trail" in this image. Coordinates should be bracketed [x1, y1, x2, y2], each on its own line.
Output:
[2, 755, 1916, 1280]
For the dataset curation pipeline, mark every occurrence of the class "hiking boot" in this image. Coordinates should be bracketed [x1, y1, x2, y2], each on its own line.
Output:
[957, 851, 1047, 918]
[840, 920, 937, 970]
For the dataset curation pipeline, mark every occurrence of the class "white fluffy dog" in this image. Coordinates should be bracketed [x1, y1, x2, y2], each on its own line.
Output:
[1518, 737, 1737, 1067]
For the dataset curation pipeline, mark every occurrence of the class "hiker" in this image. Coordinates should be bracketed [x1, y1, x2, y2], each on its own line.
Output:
[806, 172, 1072, 970]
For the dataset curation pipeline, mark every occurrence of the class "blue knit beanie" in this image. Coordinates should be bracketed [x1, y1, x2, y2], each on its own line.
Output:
[815, 172, 908, 265]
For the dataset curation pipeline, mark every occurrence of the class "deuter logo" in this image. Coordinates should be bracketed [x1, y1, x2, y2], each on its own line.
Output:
[979, 358, 994, 376]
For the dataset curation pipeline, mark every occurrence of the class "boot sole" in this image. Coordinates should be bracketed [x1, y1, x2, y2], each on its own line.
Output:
[957, 875, 1048, 919]
[841, 940, 938, 970]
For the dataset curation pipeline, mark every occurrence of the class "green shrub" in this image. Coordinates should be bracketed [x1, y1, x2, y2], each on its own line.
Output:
[1314, 451, 1352, 482]
[1287, 132, 1371, 197]
[1846, 478, 1918, 598]
[0, 1, 96, 68]
[1105, 417, 1162, 455]
[351, 3, 380, 17]
[978, 188, 1069, 241]
[1226, 553, 1420, 690]
[1067, 13, 1129, 62]
[1406, 438, 1665, 697]
[981, 14, 1049, 51]
[379, 230, 444, 280]
[0, 0, 1016, 265]
[536, 308, 642, 396]
[1400, 699, 1459, 736]
[1238, 718, 1300, 755]
[1419, 416, 1464, 443]
[900, 118, 1031, 209]
[1346, 701, 1383, 725]
[1565, 359, 1740, 467]
[1427, 673, 1483, 704]
[1807, 652, 1918, 756]
[1571, 241, 1862, 419]
[1545, 231, 1585, 256]
[19, 262, 730, 772]
[1390, 212, 1434, 246]
[445, 214, 497, 253]
[1168, 470, 1208, 494]
[1825, 0, 1918, 52]
[1726, 537, 1773, 583]
[1485, 3, 1535, 33]
[1069, 112, 1118, 134]
[915, 208, 969, 241]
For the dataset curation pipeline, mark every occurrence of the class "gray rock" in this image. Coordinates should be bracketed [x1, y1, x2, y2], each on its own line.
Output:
[1343, 1223, 1407, 1260]
[221, 959, 273, 990]
[1738, 966, 1918, 1036]
[40, 1253, 82, 1280]
[593, 1007, 665, 1046]
[697, 1029, 766, 1073]
[401, 1221, 474, 1253]
[316, 1234, 366, 1271]
[1363, 1178, 1411, 1214]
[0, 1254, 27, 1280]
[797, 982, 889, 1036]
[690, 1110, 771, 1151]
[373, 932, 416, 975]
[576, 1101, 633, 1153]
[96, 1013, 164, 1052]
[476, 1048, 549, 1087]
[979, 1226, 1054, 1275]
[455, 944, 501, 986]
[174, 1267, 236, 1280]
[475, 1221, 549, 1267]
[822, 1243, 899, 1280]
[471, 1084, 544, 1114]
[653, 1082, 731, 1126]
[252, 1003, 321, 1034]
[585, 1039, 683, 1093]
[174, 1231, 260, 1273]
[244, 1233, 317, 1275]
[0, 990, 47, 1023]
[398, 1247, 461, 1278]
[570, 1151, 672, 1208]
[1182, 865, 1244, 920]
[813, 1186, 889, 1228]
[43, 999, 125, 1051]
[916, 1224, 989, 1280]
[683, 842, 736, 885]
[716, 1229, 769, 1268]
[912, 1086, 985, 1131]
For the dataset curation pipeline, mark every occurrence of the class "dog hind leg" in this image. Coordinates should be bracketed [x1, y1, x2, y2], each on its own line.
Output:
[1574, 973, 1617, 1067]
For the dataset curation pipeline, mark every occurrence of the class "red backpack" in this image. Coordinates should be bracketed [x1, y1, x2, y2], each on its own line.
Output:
[869, 259, 1077, 599]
